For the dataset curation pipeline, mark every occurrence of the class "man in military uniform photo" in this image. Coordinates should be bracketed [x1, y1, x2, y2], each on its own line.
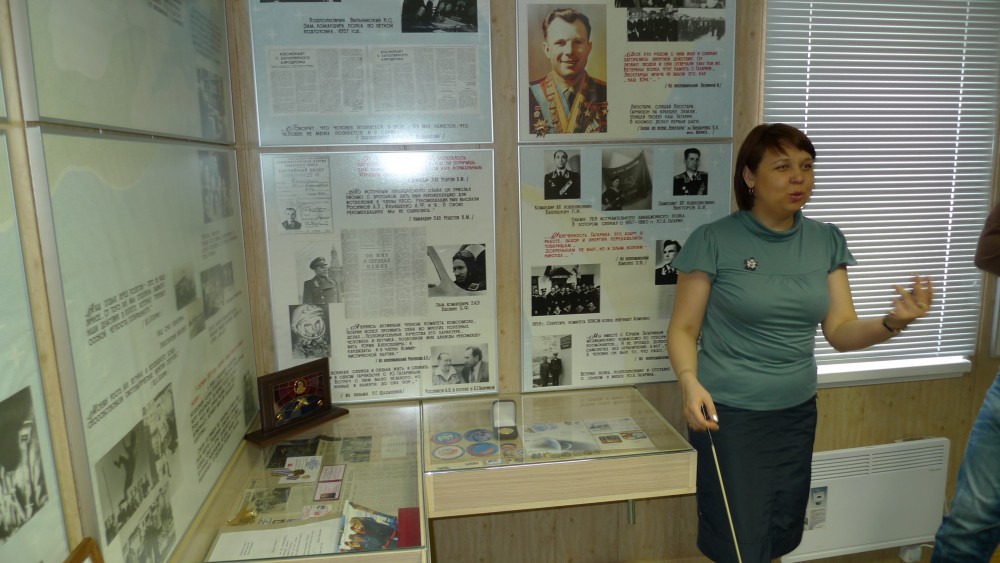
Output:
[528, 8, 608, 135]
[673, 147, 708, 196]
[544, 150, 581, 199]
[302, 257, 341, 304]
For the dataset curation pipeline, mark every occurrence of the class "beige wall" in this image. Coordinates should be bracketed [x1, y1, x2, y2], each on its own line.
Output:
[2, 0, 998, 561]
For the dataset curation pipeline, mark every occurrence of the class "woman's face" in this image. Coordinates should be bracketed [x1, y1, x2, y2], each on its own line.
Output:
[663, 244, 679, 265]
[439, 354, 452, 370]
[745, 145, 814, 225]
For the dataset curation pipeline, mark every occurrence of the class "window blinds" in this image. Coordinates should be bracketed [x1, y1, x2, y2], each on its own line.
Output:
[763, 1, 1000, 378]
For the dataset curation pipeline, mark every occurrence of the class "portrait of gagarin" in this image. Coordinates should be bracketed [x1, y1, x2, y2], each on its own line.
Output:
[289, 304, 330, 359]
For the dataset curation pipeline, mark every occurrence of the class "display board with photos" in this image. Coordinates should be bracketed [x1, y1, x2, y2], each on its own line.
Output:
[250, 0, 494, 146]
[262, 150, 497, 403]
[0, 134, 70, 562]
[34, 130, 256, 563]
[516, 0, 735, 142]
[519, 143, 731, 391]
[17, 0, 233, 142]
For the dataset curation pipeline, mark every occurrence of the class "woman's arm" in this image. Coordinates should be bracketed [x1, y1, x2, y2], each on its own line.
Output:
[822, 268, 933, 352]
[667, 270, 718, 431]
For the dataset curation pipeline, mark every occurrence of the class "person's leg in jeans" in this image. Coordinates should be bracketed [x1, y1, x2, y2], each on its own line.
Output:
[932, 373, 1000, 562]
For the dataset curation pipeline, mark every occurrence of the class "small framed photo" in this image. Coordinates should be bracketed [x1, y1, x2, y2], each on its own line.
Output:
[245, 358, 348, 445]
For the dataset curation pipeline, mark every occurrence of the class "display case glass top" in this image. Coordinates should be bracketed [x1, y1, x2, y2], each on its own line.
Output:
[205, 401, 425, 562]
[421, 386, 696, 518]
[422, 386, 690, 472]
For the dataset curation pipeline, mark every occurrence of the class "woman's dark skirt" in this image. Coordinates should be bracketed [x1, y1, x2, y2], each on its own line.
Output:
[687, 397, 817, 563]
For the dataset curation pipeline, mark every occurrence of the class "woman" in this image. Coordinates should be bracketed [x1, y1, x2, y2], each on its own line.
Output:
[667, 123, 933, 562]
[431, 352, 463, 386]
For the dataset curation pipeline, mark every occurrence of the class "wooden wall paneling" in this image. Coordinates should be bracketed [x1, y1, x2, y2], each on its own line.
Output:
[490, 0, 521, 395]
[226, 0, 273, 378]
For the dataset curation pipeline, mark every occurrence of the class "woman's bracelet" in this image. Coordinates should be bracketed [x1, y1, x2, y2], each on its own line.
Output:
[881, 316, 903, 336]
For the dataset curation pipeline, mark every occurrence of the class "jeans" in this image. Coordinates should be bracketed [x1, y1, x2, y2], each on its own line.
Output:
[932, 373, 1000, 562]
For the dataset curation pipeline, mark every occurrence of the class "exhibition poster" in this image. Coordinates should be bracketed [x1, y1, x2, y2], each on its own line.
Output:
[0, 134, 69, 562]
[250, 0, 493, 146]
[262, 150, 497, 402]
[519, 143, 731, 391]
[36, 131, 256, 563]
[517, 0, 735, 142]
[18, 0, 233, 142]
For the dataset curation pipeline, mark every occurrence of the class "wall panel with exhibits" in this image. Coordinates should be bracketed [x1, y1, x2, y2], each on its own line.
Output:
[14, 0, 234, 143]
[30, 130, 256, 563]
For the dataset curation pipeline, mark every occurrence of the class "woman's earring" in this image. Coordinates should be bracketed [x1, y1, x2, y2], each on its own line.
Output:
[749, 187, 755, 195]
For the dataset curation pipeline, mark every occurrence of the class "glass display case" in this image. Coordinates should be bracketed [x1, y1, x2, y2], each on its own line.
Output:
[199, 401, 426, 563]
[421, 386, 695, 517]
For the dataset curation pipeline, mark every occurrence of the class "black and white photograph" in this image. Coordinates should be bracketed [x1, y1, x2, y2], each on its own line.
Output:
[0, 387, 49, 545]
[654, 239, 682, 285]
[428, 346, 466, 386]
[601, 148, 652, 211]
[196, 68, 227, 141]
[120, 485, 176, 563]
[96, 423, 159, 544]
[428, 244, 488, 296]
[280, 206, 302, 231]
[199, 150, 233, 224]
[173, 264, 197, 310]
[142, 386, 180, 487]
[298, 241, 343, 305]
[401, 0, 479, 33]
[289, 304, 331, 359]
[543, 149, 582, 200]
[625, 6, 725, 42]
[428, 344, 490, 384]
[673, 146, 708, 196]
[200, 264, 224, 320]
[531, 264, 601, 316]
[531, 334, 572, 387]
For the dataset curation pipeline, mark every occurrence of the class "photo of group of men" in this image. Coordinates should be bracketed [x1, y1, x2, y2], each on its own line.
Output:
[624, 2, 726, 43]
[530, 265, 601, 316]
[401, 0, 478, 32]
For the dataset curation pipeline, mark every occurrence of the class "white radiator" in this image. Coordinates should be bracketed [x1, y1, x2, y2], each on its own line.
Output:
[782, 437, 949, 562]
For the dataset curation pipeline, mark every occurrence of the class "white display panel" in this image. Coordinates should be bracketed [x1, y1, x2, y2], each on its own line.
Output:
[17, 0, 234, 142]
[516, 0, 736, 142]
[262, 150, 498, 401]
[519, 143, 731, 391]
[35, 130, 255, 563]
[250, 0, 493, 146]
[0, 134, 70, 562]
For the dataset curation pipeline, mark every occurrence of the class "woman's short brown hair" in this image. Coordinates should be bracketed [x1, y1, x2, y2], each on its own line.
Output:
[733, 123, 816, 211]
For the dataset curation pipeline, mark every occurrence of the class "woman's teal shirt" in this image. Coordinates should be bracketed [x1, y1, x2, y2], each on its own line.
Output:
[672, 210, 856, 410]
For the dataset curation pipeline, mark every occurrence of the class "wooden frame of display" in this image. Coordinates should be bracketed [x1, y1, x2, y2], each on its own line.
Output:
[244, 357, 348, 445]
[66, 538, 104, 563]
